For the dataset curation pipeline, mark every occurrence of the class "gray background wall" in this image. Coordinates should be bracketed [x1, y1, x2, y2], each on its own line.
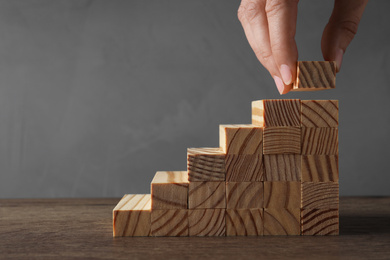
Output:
[0, 0, 389, 198]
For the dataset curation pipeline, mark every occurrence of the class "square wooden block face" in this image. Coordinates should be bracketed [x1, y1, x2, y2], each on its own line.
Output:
[301, 128, 338, 155]
[151, 210, 188, 237]
[263, 127, 301, 154]
[225, 154, 264, 181]
[264, 154, 301, 181]
[188, 182, 226, 209]
[292, 61, 336, 91]
[302, 155, 339, 182]
[113, 194, 151, 237]
[226, 182, 263, 209]
[187, 148, 226, 181]
[219, 125, 263, 155]
[151, 171, 189, 209]
[188, 209, 226, 236]
[264, 182, 301, 208]
[264, 208, 300, 235]
[301, 182, 339, 209]
[301, 208, 339, 235]
[226, 209, 263, 236]
[301, 100, 339, 127]
[252, 99, 301, 127]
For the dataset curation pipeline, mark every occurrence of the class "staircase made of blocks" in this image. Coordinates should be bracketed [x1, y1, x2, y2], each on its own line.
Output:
[113, 61, 339, 237]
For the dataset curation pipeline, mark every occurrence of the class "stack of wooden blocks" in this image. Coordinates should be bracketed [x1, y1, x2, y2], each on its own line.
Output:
[113, 61, 339, 237]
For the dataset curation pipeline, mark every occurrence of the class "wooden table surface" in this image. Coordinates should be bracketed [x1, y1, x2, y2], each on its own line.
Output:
[1, 197, 389, 259]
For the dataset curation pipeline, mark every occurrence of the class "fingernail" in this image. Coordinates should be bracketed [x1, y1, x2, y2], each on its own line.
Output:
[335, 49, 343, 72]
[280, 64, 292, 85]
[274, 76, 284, 95]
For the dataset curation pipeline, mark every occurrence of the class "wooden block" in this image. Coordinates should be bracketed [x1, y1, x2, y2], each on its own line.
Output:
[187, 148, 225, 181]
[263, 127, 301, 154]
[113, 194, 151, 237]
[301, 182, 339, 209]
[301, 128, 338, 155]
[264, 182, 301, 208]
[252, 99, 301, 127]
[292, 61, 336, 91]
[188, 209, 225, 236]
[219, 124, 262, 155]
[301, 100, 339, 127]
[226, 209, 263, 236]
[151, 209, 188, 236]
[264, 154, 301, 181]
[226, 182, 263, 209]
[188, 182, 225, 209]
[302, 155, 339, 182]
[151, 171, 189, 209]
[301, 208, 339, 235]
[264, 208, 300, 235]
[225, 154, 263, 181]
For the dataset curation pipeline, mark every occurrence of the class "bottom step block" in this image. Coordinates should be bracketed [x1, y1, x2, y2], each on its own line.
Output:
[188, 209, 226, 236]
[113, 194, 151, 237]
[226, 209, 263, 236]
[264, 208, 300, 235]
[151, 210, 188, 237]
[301, 208, 339, 235]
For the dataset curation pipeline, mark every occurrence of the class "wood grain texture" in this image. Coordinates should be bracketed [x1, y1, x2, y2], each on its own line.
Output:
[151, 171, 189, 209]
[2, 198, 390, 259]
[188, 209, 226, 236]
[301, 100, 339, 127]
[219, 124, 262, 155]
[264, 154, 301, 181]
[113, 194, 151, 237]
[187, 148, 225, 181]
[188, 182, 226, 209]
[301, 127, 338, 155]
[264, 182, 301, 208]
[264, 208, 300, 235]
[263, 127, 301, 154]
[301, 208, 339, 235]
[252, 99, 301, 127]
[302, 155, 339, 182]
[226, 209, 263, 236]
[301, 182, 339, 209]
[292, 61, 336, 91]
[225, 154, 263, 181]
[226, 182, 263, 209]
[151, 209, 188, 237]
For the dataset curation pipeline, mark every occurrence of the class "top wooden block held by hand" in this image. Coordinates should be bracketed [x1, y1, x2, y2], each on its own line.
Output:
[292, 61, 336, 91]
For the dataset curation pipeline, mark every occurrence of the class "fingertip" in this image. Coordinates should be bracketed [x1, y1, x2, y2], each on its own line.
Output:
[335, 48, 344, 72]
[273, 75, 285, 95]
[281, 84, 292, 95]
[280, 64, 293, 85]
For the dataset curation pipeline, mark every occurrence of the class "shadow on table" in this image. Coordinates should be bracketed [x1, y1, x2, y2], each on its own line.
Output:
[340, 215, 390, 235]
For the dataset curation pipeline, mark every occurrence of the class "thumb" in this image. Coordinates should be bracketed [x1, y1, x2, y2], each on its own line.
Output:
[321, 0, 368, 72]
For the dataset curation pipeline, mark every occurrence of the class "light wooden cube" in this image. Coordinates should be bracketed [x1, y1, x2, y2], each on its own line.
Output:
[264, 182, 301, 208]
[264, 208, 300, 235]
[301, 182, 339, 209]
[226, 182, 263, 209]
[151, 209, 188, 237]
[301, 128, 338, 155]
[292, 61, 336, 91]
[113, 194, 151, 237]
[151, 171, 189, 209]
[302, 155, 339, 182]
[188, 209, 226, 236]
[263, 127, 301, 154]
[252, 99, 301, 127]
[301, 208, 339, 235]
[264, 154, 301, 181]
[226, 209, 263, 236]
[188, 182, 226, 209]
[225, 154, 263, 181]
[219, 124, 263, 155]
[301, 100, 339, 127]
[187, 148, 225, 181]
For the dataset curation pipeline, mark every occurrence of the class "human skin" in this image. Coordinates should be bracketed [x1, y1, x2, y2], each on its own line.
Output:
[237, 0, 369, 94]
